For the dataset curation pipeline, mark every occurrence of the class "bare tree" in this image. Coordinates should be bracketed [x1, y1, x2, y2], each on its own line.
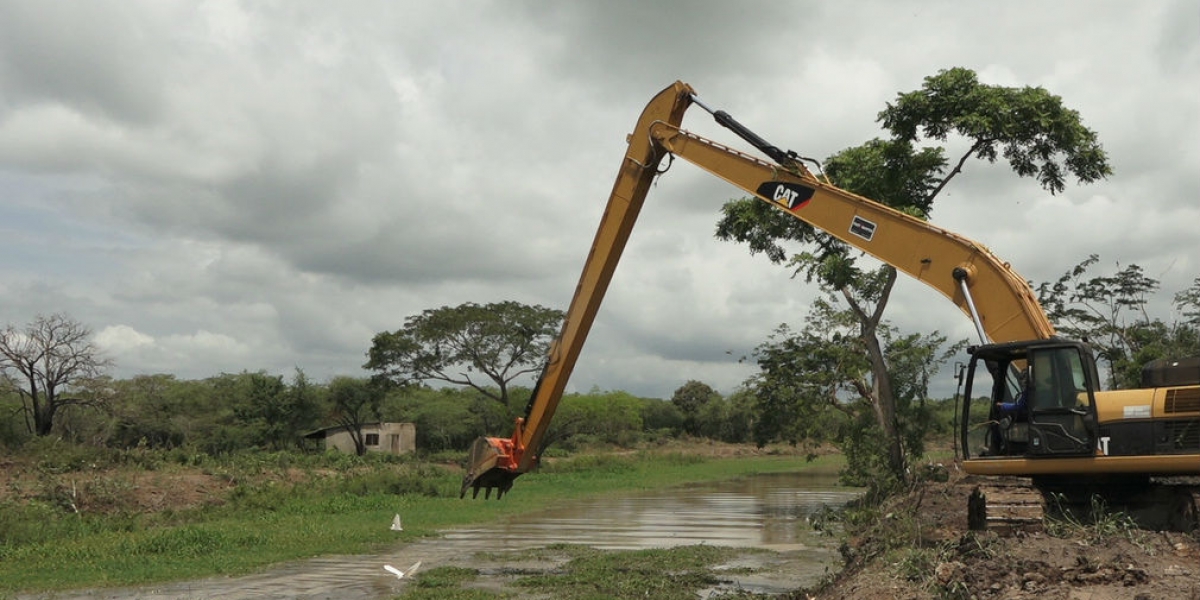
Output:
[0, 314, 112, 436]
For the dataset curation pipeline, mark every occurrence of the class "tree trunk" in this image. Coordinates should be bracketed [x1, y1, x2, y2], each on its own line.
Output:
[35, 409, 53, 436]
[843, 267, 907, 484]
[28, 382, 55, 436]
[862, 327, 906, 482]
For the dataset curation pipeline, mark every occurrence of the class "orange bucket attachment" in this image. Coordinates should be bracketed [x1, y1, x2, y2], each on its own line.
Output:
[460, 435, 521, 499]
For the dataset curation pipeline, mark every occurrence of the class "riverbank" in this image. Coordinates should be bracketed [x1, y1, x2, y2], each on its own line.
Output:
[0, 441, 839, 594]
[381, 467, 1199, 600]
[803, 469, 1199, 600]
[10, 444, 1192, 600]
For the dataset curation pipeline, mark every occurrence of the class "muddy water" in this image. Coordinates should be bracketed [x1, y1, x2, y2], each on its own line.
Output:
[27, 471, 858, 600]
[447, 471, 854, 552]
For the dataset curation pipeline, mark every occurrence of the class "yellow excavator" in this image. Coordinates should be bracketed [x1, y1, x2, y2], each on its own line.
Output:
[461, 82, 1199, 530]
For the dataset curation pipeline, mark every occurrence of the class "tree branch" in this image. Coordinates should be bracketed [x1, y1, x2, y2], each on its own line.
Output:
[928, 138, 991, 202]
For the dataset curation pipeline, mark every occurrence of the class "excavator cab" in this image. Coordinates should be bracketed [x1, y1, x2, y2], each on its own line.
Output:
[962, 340, 1100, 460]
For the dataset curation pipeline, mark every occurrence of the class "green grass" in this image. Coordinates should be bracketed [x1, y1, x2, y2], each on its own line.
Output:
[512, 544, 743, 600]
[398, 565, 495, 599]
[0, 449, 842, 593]
[394, 544, 765, 600]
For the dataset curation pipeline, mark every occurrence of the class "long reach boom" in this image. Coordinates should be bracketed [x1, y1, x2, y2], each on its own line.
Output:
[460, 81, 1056, 499]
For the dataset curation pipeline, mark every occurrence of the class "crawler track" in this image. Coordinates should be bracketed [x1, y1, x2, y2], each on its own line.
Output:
[967, 476, 1044, 533]
[967, 475, 1200, 533]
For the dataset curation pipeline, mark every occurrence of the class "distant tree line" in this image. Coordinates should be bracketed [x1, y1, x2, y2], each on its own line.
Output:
[0, 311, 749, 454]
[0, 326, 743, 456]
[4, 259, 1193, 471]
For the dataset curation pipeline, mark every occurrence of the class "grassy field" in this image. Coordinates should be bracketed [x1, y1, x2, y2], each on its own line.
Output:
[0, 444, 842, 594]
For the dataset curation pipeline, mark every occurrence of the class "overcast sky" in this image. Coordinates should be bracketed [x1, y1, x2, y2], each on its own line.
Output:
[1, 1, 1196, 401]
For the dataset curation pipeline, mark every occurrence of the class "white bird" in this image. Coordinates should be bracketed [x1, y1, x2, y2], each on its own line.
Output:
[384, 561, 421, 579]
[390, 514, 403, 531]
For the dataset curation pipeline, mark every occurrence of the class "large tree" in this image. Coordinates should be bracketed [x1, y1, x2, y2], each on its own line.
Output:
[364, 301, 563, 408]
[0, 314, 113, 436]
[717, 67, 1111, 485]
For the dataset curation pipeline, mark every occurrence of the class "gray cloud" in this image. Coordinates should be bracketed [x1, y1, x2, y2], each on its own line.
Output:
[0, 0, 1195, 399]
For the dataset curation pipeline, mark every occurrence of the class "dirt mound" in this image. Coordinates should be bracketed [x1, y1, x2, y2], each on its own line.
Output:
[810, 470, 1200, 600]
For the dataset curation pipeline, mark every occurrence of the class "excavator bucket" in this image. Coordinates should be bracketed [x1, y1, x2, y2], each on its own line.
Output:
[460, 436, 521, 499]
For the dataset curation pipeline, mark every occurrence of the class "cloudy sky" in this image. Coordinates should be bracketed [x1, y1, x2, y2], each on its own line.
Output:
[1, 1, 1196, 400]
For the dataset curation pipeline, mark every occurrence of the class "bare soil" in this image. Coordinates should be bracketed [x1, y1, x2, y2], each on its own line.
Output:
[0, 459, 245, 515]
[807, 470, 1200, 600]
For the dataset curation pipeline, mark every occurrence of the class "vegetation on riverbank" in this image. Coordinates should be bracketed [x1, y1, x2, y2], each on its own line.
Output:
[798, 471, 1199, 600]
[0, 441, 839, 593]
[399, 544, 768, 600]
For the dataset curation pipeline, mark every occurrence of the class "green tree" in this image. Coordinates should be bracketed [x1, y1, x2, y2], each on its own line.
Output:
[202, 373, 264, 453]
[107, 374, 219, 451]
[220, 369, 323, 451]
[670, 380, 719, 436]
[284, 368, 323, 447]
[1037, 256, 1199, 388]
[327, 376, 383, 456]
[717, 67, 1111, 485]
[0, 385, 30, 447]
[0, 314, 113, 437]
[694, 389, 756, 444]
[232, 372, 289, 448]
[108, 374, 187, 449]
[547, 390, 645, 449]
[880, 67, 1111, 196]
[1172, 277, 1200, 326]
[364, 301, 563, 409]
[640, 398, 684, 437]
[167, 377, 231, 453]
[751, 294, 959, 488]
[383, 386, 506, 452]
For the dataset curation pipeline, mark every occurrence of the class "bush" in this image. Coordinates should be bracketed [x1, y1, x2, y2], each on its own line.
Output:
[540, 453, 637, 475]
[21, 437, 110, 473]
[641, 399, 684, 435]
[0, 391, 32, 449]
[385, 388, 508, 452]
[547, 391, 644, 448]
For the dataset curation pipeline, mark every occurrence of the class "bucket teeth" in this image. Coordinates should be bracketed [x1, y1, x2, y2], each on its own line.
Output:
[461, 467, 519, 500]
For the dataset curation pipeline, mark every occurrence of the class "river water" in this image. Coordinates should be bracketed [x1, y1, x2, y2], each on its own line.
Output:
[26, 471, 859, 600]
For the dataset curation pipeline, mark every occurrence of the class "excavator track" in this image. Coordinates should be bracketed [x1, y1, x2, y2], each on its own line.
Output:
[967, 476, 1200, 534]
[967, 476, 1045, 534]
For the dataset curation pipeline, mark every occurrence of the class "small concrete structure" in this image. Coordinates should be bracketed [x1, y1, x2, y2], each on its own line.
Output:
[304, 422, 416, 455]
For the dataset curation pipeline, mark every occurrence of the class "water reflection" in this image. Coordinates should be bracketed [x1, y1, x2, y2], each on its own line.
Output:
[444, 471, 857, 551]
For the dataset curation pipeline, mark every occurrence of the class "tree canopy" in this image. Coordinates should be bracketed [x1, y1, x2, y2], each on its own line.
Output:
[879, 66, 1112, 195]
[716, 67, 1111, 488]
[364, 301, 563, 408]
[670, 380, 719, 436]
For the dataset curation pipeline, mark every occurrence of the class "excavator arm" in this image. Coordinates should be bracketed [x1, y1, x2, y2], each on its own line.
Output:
[461, 81, 1055, 499]
[459, 82, 694, 498]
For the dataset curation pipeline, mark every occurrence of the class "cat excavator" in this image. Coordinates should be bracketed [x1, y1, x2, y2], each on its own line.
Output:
[461, 81, 1200, 531]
